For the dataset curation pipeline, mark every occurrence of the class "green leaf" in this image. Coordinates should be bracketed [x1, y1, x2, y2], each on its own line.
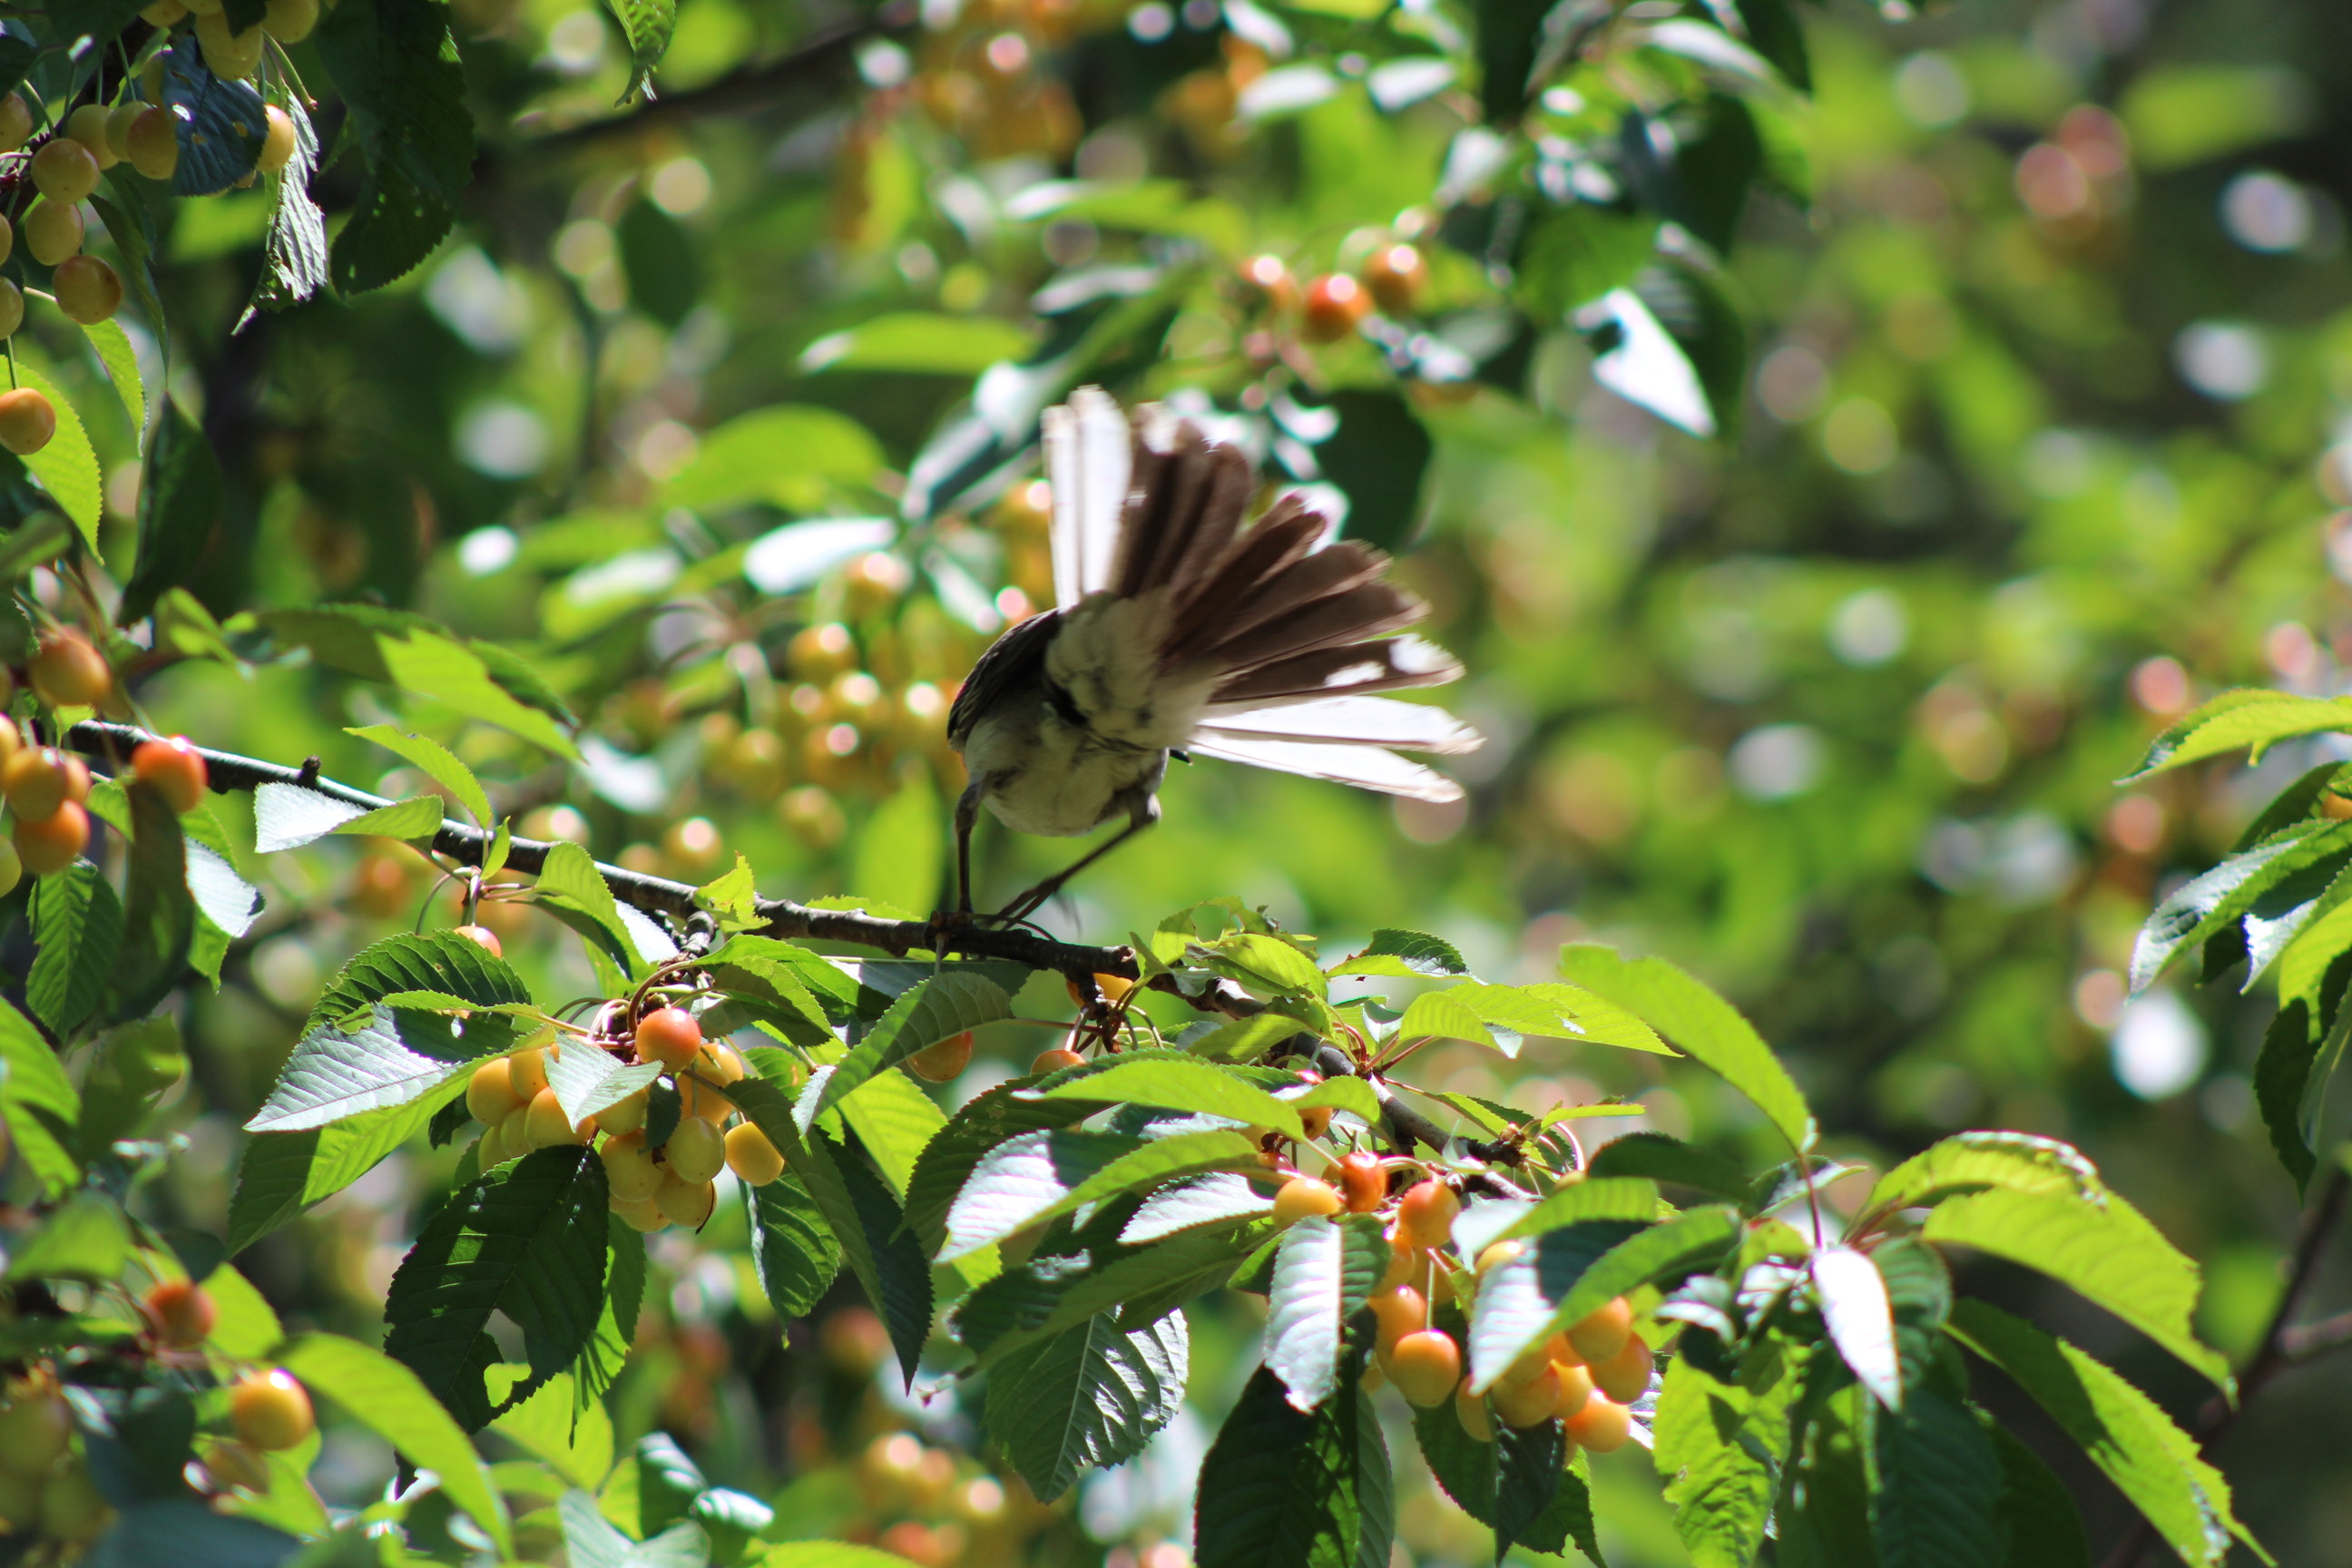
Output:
[1946, 1300, 2264, 1568]
[80, 1501, 301, 1568]
[238, 82, 328, 326]
[603, 0, 674, 102]
[383, 1145, 612, 1431]
[1923, 1186, 2230, 1389]
[2129, 824, 2352, 992]
[491, 1371, 615, 1490]
[665, 405, 886, 514]
[199, 1262, 282, 1360]
[848, 769, 943, 920]
[1814, 1243, 1901, 1409]
[574, 1218, 646, 1409]
[8, 359, 102, 551]
[346, 724, 494, 827]
[1414, 1398, 1602, 1563]
[251, 783, 447, 850]
[119, 399, 217, 625]
[1652, 1343, 1808, 1568]
[546, 1043, 662, 1133]
[537, 839, 649, 978]
[694, 855, 760, 931]
[0, 996, 82, 1197]
[1584, 1132, 1752, 1200]
[280, 1332, 514, 1556]
[757, 1549, 931, 1568]
[902, 1083, 1102, 1250]
[2254, 1001, 2323, 1193]
[830, 1131, 936, 1382]
[2127, 691, 2352, 779]
[985, 1309, 1188, 1503]
[967, 1220, 1273, 1370]
[90, 190, 168, 348]
[1041, 1058, 1306, 1139]
[747, 1170, 841, 1319]
[1264, 1215, 1388, 1411]
[5, 1192, 129, 1281]
[942, 1127, 1261, 1261]
[315, 0, 475, 292]
[1558, 944, 1813, 1150]
[1195, 1344, 1393, 1568]
[1866, 1131, 2102, 1213]
[27, 862, 121, 1040]
[78, 318, 144, 446]
[1873, 1386, 2004, 1568]
[379, 629, 580, 757]
[561, 1488, 711, 1568]
[799, 973, 1011, 1132]
[1987, 1422, 2092, 1568]
[227, 1080, 467, 1252]
[1327, 928, 1471, 979]
[113, 784, 197, 1023]
[1195, 932, 1328, 998]
[833, 1063, 946, 1200]
[800, 313, 1039, 375]
[1466, 1211, 1675, 1393]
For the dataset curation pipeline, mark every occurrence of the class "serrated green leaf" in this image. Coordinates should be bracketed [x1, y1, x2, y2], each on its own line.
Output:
[968, 1220, 1273, 1371]
[379, 630, 579, 757]
[1867, 1131, 2102, 1213]
[199, 1261, 282, 1360]
[78, 318, 143, 446]
[574, 1219, 645, 1410]
[603, 0, 676, 102]
[1466, 1210, 1671, 1393]
[281, 1332, 513, 1555]
[902, 1082, 1100, 1251]
[346, 724, 494, 827]
[2126, 691, 2352, 779]
[561, 1488, 710, 1568]
[239, 81, 328, 326]
[1946, 1300, 2264, 1568]
[1585, 1132, 1752, 1199]
[491, 1371, 614, 1490]
[2253, 1001, 2323, 1193]
[1873, 1386, 2003, 1568]
[2129, 825, 2352, 993]
[694, 855, 760, 930]
[1413, 1398, 1600, 1563]
[119, 399, 224, 626]
[1328, 928, 1472, 979]
[113, 784, 196, 1024]
[1558, 944, 1812, 1151]
[8, 358, 101, 551]
[251, 783, 447, 850]
[228, 1078, 469, 1252]
[537, 839, 646, 976]
[316, 0, 475, 293]
[0, 997, 81, 1198]
[6, 1192, 130, 1281]
[384, 1145, 611, 1431]
[1987, 1421, 2092, 1568]
[830, 1131, 936, 1381]
[832, 1056, 947, 1200]
[1195, 1345, 1393, 1568]
[986, 1310, 1188, 1503]
[942, 1127, 1260, 1261]
[1042, 1058, 1305, 1138]
[1923, 1186, 2230, 1389]
[800, 973, 1011, 1132]
[1197, 932, 1328, 997]
[1653, 1342, 1808, 1568]
[28, 862, 122, 1040]
[546, 1043, 662, 1133]
[747, 1170, 841, 1320]
[1264, 1214, 1388, 1411]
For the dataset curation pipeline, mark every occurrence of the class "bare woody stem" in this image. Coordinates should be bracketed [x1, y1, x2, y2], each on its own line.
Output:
[62, 720, 1139, 982]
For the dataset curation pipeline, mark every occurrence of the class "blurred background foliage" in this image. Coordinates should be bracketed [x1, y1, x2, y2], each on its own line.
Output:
[42, 0, 2352, 1558]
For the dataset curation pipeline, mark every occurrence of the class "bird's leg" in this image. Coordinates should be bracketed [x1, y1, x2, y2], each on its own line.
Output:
[953, 779, 984, 916]
[996, 793, 1160, 926]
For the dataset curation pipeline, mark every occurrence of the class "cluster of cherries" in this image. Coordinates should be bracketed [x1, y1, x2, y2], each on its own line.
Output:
[456, 995, 791, 1232]
[0, 1277, 316, 1549]
[1270, 1161, 1651, 1455]
[1237, 242, 1429, 348]
[0, 629, 209, 886]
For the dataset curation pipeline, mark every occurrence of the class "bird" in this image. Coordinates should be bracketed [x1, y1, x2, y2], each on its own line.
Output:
[944, 386, 1482, 922]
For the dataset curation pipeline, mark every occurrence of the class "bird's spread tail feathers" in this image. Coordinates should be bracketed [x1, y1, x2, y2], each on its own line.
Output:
[1040, 387, 1482, 802]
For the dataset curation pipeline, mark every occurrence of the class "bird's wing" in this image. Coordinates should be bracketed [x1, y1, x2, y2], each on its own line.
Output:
[1206, 636, 1464, 708]
[1183, 732, 1465, 803]
[1041, 387, 1132, 608]
[1192, 695, 1484, 754]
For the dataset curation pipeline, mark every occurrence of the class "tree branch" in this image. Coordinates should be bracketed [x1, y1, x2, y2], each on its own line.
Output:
[62, 720, 1139, 981]
[2098, 1161, 2350, 1568]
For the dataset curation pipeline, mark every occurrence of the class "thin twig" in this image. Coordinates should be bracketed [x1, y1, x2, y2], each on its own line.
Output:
[2098, 1161, 2351, 1568]
[62, 720, 1138, 981]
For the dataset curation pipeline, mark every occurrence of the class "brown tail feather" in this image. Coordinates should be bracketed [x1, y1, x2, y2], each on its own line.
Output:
[1113, 430, 1248, 601]
[1208, 639, 1461, 706]
[1177, 543, 1393, 668]
[1161, 499, 1328, 659]
[1205, 582, 1426, 677]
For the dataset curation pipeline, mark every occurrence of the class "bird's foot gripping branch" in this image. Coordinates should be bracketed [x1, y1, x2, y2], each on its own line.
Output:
[0, 715, 2270, 1565]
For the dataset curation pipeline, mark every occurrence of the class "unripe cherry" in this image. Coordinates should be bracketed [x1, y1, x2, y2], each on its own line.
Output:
[54, 254, 122, 325]
[1367, 1284, 1425, 1359]
[1565, 1296, 1634, 1366]
[725, 1121, 786, 1185]
[1300, 272, 1370, 343]
[634, 1005, 702, 1070]
[597, 1086, 649, 1135]
[32, 631, 111, 707]
[127, 107, 180, 181]
[201, 1439, 270, 1494]
[524, 1086, 593, 1148]
[506, 1045, 548, 1099]
[0, 93, 30, 153]
[1361, 242, 1427, 314]
[23, 200, 82, 267]
[600, 1131, 664, 1202]
[654, 1172, 715, 1228]
[38, 1465, 109, 1541]
[230, 1369, 313, 1451]
[142, 1278, 217, 1347]
[131, 736, 208, 813]
[30, 139, 101, 203]
[0, 388, 55, 456]
[1491, 1363, 1562, 1428]
[0, 279, 20, 338]
[663, 1116, 726, 1183]
[15, 802, 89, 877]
[1396, 1180, 1459, 1250]
[262, 0, 318, 41]
[1388, 1329, 1461, 1408]
[1565, 1394, 1632, 1454]
[1552, 1358, 1595, 1421]
[612, 1193, 668, 1232]
[5, 748, 79, 821]
[0, 1386, 72, 1469]
[453, 924, 503, 956]
[466, 1058, 521, 1125]
[1271, 1176, 1344, 1227]
[258, 105, 296, 174]
[1031, 1046, 1085, 1074]
[194, 9, 265, 79]
[1593, 1333, 1653, 1404]
[104, 103, 142, 161]
[63, 104, 119, 171]
[1333, 1151, 1385, 1212]
[906, 1030, 974, 1082]
[1238, 252, 1298, 313]
[1453, 1377, 1494, 1442]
